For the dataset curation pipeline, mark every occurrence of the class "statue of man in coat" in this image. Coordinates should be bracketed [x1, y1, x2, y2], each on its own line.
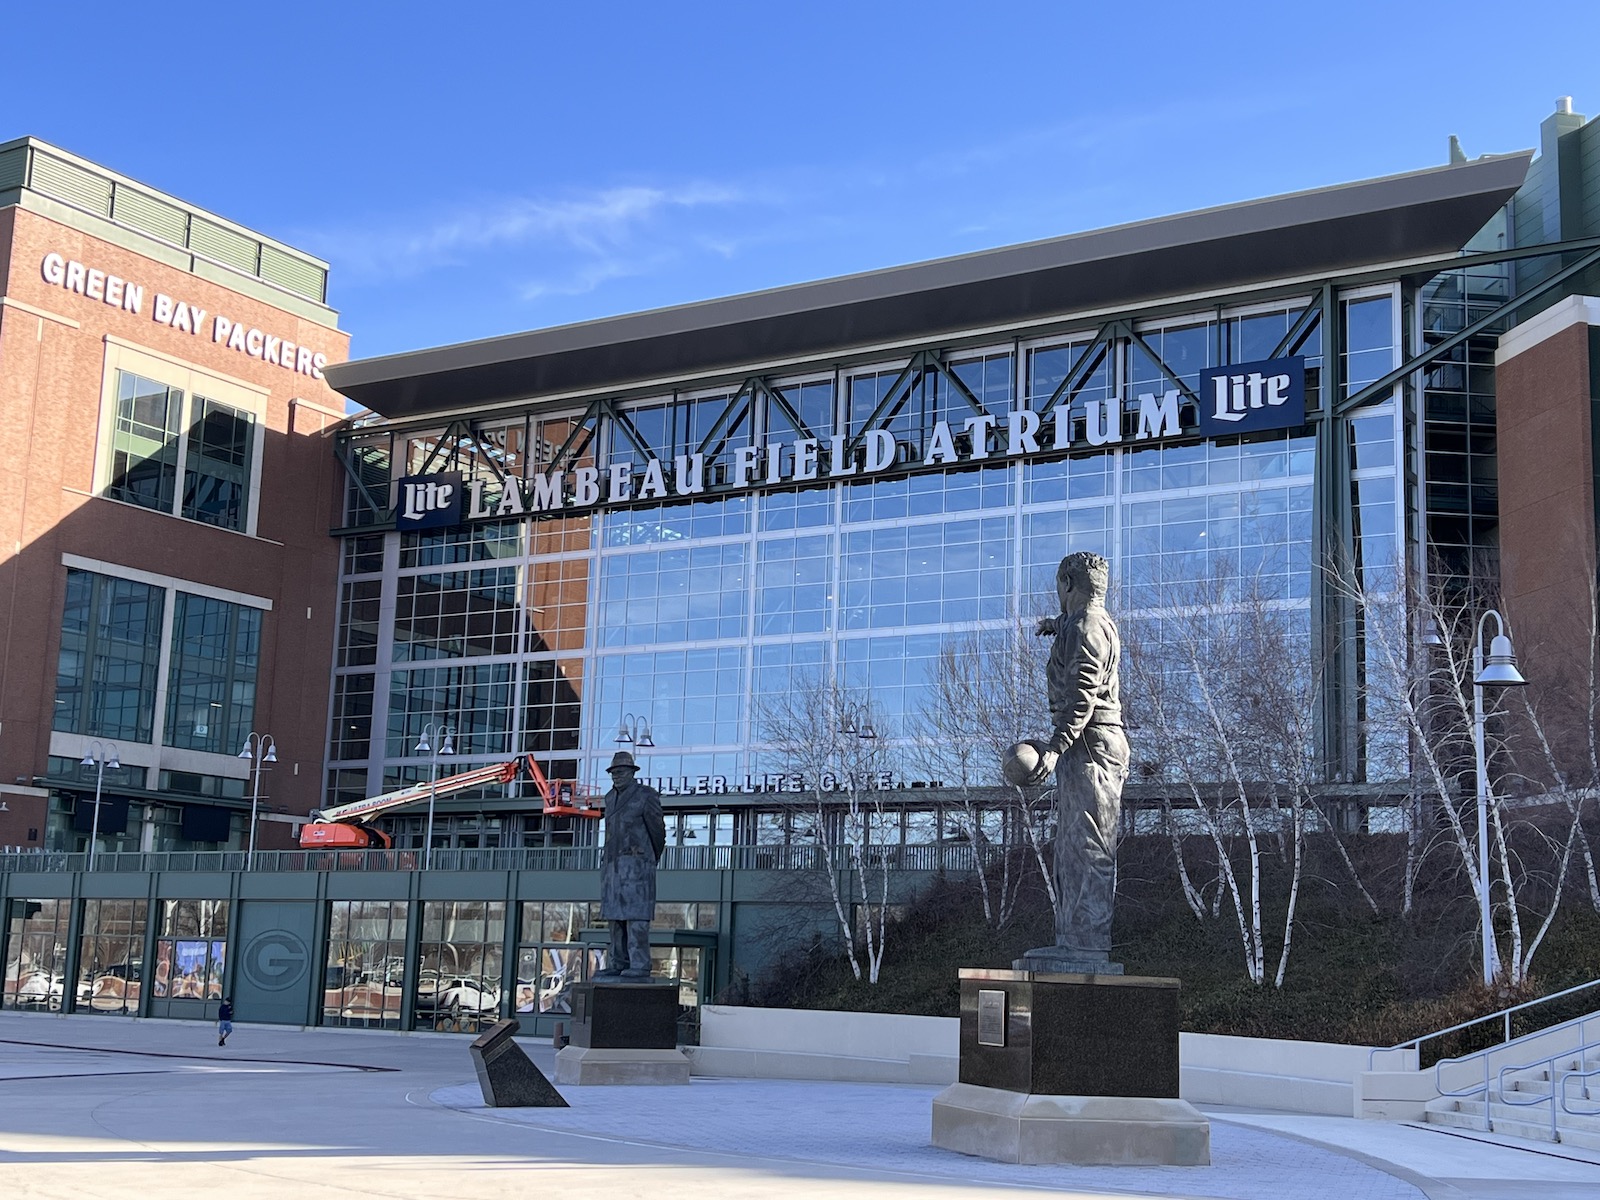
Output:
[594, 750, 666, 982]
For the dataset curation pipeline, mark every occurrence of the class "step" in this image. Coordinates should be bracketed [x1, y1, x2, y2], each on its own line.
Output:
[1426, 1093, 1600, 1144]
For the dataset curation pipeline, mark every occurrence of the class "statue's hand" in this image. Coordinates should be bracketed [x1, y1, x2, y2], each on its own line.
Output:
[1035, 616, 1057, 637]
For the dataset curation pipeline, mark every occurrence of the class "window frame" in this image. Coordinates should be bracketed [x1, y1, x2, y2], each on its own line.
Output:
[95, 340, 269, 537]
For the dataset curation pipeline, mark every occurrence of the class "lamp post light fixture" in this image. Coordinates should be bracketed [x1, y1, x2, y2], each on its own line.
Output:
[615, 713, 654, 747]
[1470, 609, 1527, 987]
[237, 733, 277, 867]
[78, 741, 120, 869]
[415, 723, 455, 869]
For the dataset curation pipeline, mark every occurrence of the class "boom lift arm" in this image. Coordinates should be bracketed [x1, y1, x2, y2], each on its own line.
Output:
[298, 755, 601, 849]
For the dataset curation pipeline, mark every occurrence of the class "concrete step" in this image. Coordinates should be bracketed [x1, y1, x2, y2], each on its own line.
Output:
[1425, 1092, 1600, 1144]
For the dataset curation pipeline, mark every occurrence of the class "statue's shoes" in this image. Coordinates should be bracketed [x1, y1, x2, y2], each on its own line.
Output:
[618, 969, 652, 981]
[590, 970, 624, 982]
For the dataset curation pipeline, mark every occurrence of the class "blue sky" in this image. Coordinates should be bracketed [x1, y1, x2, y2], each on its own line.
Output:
[8, 3, 1597, 361]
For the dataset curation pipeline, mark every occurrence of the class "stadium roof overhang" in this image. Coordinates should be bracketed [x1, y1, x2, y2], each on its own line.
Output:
[326, 152, 1533, 420]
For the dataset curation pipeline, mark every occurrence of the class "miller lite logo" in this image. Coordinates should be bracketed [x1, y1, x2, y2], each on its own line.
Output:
[395, 472, 464, 530]
[1196, 356, 1305, 437]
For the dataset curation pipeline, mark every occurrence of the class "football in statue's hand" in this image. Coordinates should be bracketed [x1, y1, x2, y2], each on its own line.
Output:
[1002, 740, 1057, 787]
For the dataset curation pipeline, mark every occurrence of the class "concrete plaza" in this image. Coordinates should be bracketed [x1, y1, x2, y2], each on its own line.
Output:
[1, 1012, 1598, 1199]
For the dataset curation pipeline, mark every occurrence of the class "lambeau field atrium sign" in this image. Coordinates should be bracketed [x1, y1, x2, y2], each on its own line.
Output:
[396, 356, 1305, 531]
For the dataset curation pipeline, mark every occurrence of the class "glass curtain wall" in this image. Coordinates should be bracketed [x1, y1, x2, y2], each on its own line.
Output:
[330, 286, 1405, 799]
[76, 899, 148, 1014]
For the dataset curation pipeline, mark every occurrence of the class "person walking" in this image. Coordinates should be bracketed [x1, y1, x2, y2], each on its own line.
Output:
[217, 996, 233, 1046]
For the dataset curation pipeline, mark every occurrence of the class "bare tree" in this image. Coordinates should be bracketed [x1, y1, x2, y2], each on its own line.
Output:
[757, 674, 899, 984]
[1336, 549, 1598, 986]
[912, 623, 1059, 925]
[1120, 568, 1320, 987]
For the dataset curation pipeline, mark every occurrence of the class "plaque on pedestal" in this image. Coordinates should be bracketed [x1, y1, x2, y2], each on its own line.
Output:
[931, 969, 1208, 1166]
[957, 969, 1179, 1098]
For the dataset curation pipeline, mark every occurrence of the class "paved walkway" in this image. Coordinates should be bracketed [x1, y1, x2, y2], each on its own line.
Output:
[2, 1012, 1598, 1199]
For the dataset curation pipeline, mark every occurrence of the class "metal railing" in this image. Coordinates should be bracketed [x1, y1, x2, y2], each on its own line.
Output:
[0, 841, 1010, 875]
[1487, 1028, 1600, 1142]
[1363, 980, 1600, 1138]
[1368, 977, 1600, 1071]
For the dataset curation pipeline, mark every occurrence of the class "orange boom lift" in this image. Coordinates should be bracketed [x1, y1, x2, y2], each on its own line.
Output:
[298, 755, 600, 849]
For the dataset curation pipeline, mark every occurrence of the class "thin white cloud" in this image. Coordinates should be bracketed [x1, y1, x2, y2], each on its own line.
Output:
[303, 181, 751, 283]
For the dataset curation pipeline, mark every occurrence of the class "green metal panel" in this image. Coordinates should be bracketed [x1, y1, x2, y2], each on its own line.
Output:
[111, 186, 188, 246]
[0, 145, 26, 193]
[189, 216, 258, 274]
[260, 243, 327, 304]
[30, 152, 112, 217]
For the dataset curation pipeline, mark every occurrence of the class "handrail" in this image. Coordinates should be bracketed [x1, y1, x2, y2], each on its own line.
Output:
[1561, 1066, 1600, 1117]
[1368, 977, 1600, 1070]
[1423, 1008, 1600, 1137]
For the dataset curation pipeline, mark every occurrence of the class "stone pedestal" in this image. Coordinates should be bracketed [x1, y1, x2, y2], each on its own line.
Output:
[932, 1085, 1209, 1165]
[931, 969, 1209, 1165]
[553, 981, 689, 1086]
[469, 1019, 568, 1107]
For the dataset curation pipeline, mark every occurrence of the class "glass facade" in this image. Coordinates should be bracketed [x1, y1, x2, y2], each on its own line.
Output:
[327, 287, 1405, 809]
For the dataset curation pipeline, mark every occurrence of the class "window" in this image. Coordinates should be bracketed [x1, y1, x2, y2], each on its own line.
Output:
[417, 901, 505, 1033]
[53, 569, 164, 741]
[2, 899, 70, 1011]
[151, 900, 227, 1001]
[324, 900, 407, 1028]
[99, 349, 263, 534]
[76, 899, 148, 1015]
[163, 593, 262, 755]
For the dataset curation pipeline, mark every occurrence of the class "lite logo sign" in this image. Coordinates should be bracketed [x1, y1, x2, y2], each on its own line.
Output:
[395, 472, 463, 529]
[1195, 357, 1305, 436]
[394, 355, 1306, 529]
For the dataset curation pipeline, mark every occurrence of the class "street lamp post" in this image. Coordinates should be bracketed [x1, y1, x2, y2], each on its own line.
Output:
[615, 713, 654, 747]
[415, 723, 454, 870]
[78, 741, 120, 869]
[1469, 609, 1527, 987]
[237, 733, 277, 868]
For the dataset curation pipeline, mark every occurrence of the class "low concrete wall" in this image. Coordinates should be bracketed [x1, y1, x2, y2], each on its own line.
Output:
[691, 1005, 958, 1084]
[1180, 1032, 1405, 1117]
[693, 1005, 1391, 1114]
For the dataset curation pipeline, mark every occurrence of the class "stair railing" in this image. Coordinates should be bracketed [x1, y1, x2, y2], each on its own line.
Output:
[1368, 977, 1600, 1071]
[1560, 1065, 1600, 1118]
[1425, 1006, 1600, 1134]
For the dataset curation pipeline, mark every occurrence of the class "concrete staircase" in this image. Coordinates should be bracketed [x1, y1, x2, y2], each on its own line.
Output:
[1424, 1049, 1600, 1147]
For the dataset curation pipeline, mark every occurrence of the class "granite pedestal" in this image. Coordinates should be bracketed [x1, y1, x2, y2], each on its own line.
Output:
[553, 981, 690, 1085]
[931, 969, 1209, 1166]
[468, 1019, 568, 1107]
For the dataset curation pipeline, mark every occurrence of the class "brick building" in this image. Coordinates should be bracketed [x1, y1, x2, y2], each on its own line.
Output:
[0, 137, 349, 853]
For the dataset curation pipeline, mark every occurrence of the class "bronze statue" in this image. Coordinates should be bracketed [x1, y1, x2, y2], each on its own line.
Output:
[1010, 551, 1130, 973]
[593, 750, 666, 982]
